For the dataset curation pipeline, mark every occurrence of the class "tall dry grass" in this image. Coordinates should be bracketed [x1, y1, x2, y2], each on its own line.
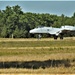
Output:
[0, 67, 75, 74]
[0, 38, 74, 73]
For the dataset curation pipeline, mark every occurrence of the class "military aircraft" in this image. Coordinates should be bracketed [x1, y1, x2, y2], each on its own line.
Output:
[29, 25, 75, 39]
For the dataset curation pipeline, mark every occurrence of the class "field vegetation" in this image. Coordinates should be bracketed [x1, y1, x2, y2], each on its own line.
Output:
[0, 38, 75, 74]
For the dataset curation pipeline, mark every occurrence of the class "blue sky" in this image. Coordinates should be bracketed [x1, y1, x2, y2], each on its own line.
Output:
[0, 1, 75, 17]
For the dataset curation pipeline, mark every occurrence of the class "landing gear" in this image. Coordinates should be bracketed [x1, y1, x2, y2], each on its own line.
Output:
[53, 34, 63, 40]
[60, 33, 64, 40]
[54, 35, 58, 40]
[38, 34, 41, 40]
[60, 36, 63, 39]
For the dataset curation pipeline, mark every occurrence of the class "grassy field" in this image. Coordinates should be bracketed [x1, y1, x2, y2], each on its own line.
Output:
[0, 38, 75, 74]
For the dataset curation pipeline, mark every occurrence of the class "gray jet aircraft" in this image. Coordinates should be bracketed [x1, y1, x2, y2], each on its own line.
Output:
[29, 25, 75, 39]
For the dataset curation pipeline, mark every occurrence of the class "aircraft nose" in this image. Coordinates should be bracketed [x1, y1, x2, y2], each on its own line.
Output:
[29, 30, 32, 33]
[29, 30, 34, 33]
[29, 29, 38, 34]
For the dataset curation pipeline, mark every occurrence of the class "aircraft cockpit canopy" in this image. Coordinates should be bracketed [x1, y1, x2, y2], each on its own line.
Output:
[36, 25, 44, 28]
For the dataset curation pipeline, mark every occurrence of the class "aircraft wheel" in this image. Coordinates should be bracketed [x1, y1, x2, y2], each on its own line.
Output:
[60, 36, 63, 39]
[54, 35, 58, 40]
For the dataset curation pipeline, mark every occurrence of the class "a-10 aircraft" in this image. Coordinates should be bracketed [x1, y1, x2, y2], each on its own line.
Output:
[29, 25, 75, 39]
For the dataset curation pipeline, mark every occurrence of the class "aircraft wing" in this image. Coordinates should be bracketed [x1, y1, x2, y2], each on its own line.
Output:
[48, 28, 62, 36]
[48, 25, 75, 36]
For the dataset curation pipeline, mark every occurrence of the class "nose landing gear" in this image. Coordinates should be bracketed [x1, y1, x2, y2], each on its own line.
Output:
[38, 34, 41, 40]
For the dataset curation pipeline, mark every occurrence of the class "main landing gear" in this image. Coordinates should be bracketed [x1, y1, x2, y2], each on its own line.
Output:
[53, 34, 63, 40]
[60, 33, 64, 40]
[54, 35, 58, 40]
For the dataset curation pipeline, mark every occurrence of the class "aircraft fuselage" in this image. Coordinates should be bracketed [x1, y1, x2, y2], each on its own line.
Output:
[29, 25, 75, 39]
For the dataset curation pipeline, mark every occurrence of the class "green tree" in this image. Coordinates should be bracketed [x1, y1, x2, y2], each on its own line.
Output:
[1, 25, 8, 38]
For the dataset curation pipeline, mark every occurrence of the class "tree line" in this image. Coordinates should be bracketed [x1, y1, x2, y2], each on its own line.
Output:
[0, 5, 75, 38]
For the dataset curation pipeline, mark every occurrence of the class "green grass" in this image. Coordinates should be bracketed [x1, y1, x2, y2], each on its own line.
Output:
[0, 40, 75, 47]
[0, 48, 75, 56]
[0, 39, 75, 56]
